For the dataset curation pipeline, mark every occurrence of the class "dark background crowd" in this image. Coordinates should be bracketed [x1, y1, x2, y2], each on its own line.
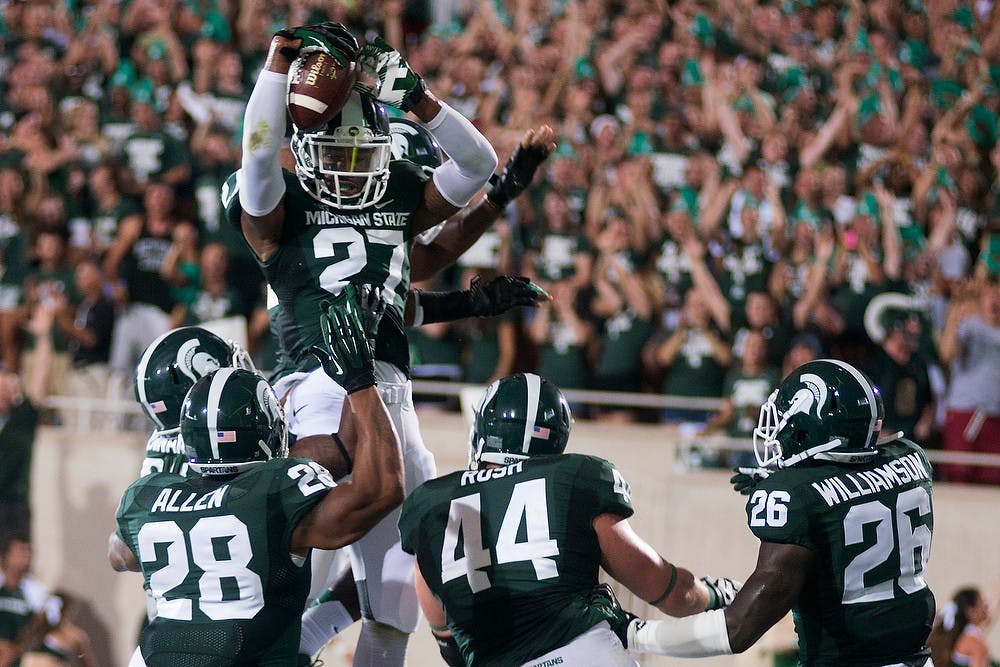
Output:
[0, 0, 998, 484]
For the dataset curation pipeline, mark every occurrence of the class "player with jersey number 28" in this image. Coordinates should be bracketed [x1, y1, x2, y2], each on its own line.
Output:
[615, 359, 936, 667]
[399, 373, 742, 667]
[108, 286, 404, 667]
[226, 20, 506, 666]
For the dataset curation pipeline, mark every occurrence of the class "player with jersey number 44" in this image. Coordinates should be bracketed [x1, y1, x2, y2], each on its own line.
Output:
[398, 373, 742, 667]
[108, 286, 403, 667]
[611, 359, 936, 667]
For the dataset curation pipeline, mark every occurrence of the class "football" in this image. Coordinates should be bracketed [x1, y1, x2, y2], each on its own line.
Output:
[286, 50, 357, 130]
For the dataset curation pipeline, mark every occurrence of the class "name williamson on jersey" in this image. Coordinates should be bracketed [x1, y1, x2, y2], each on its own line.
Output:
[810, 451, 930, 507]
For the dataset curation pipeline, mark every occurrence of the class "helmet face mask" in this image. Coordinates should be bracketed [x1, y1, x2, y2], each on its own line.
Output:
[753, 359, 884, 469]
[292, 90, 391, 210]
[469, 373, 572, 469]
[135, 327, 256, 434]
[181, 368, 288, 477]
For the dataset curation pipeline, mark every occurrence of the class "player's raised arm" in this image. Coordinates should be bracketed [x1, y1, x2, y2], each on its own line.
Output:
[238, 23, 360, 257]
[292, 285, 404, 551]
[355, 37, 498, 233]
[409, 126, 556, 281]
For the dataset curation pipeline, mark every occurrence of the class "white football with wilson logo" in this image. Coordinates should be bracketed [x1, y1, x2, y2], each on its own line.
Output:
[286, 51, 357, 130]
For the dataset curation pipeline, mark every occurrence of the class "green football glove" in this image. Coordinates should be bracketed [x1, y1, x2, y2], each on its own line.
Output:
[701, 576, 742, 610]
[486, 141, 554, 209]
[729, 466, 771, 495]
[275, 21, 360, 67]
[356, 36, 427, 111]
[588, 583, 638, 648]
[309, 285, 376, 394]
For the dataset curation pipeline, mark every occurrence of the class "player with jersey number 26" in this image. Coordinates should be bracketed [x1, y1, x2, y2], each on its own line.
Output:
[399, 373, 742, 667]
[108, 286, 403, 667]
[616, 359, 936, 667]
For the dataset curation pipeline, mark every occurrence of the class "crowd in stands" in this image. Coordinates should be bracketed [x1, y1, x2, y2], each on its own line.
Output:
[0, 0, 997, 481]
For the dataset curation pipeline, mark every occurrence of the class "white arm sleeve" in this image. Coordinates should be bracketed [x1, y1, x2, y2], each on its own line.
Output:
[424, 102, 498, 207]
[627, 610, 733, 658]
[238, 70, 288, 216]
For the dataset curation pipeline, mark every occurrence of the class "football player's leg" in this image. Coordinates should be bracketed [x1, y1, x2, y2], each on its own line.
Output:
[300, 567, 361, 658]
[281, 368, 348, 439]
[348, 363, 436, 666]
[518, 622, 639, 667]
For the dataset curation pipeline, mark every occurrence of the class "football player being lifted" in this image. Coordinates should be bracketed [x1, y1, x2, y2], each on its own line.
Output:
[223, 21, 552, 666]
[616, 359, 936, 667]
[399, 373, 742, 667]
[110, 288, 405, 667]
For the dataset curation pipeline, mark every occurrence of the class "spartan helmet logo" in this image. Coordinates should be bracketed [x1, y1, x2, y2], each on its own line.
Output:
[390, 122, 419, 161]
[176, 339, 222, 383]
[783, 372, 827, 421]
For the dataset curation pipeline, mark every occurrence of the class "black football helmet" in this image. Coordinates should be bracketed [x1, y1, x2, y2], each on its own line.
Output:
[389, 117, 443, 169]
[470, 373, 572, 469]
[181, 368, 287, 476]
[291, 89, 391, 209]
[134, 327, 255, 434]
[753, 359, 884, 468]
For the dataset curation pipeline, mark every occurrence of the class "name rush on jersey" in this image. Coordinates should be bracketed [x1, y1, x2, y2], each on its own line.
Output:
[810, 451, 930, 507]
[460, 461, 524, 486]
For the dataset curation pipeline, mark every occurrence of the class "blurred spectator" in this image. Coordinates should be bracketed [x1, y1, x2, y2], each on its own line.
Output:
[0, 536, 61, 667]
[84, 163, 143, 260]
[938, 280, 1000, 484]
[863, 310, 934, 444]
[53, 259, 115, 410]
[781, 332, 822, 379]
[170, 242, 245, 329]
[588, 212, 653, 422]
[927, 586, 997, 667]
[646, 286, 732, 424]
[21, 590, 98, 667]
[104, 182, 184, 379]
[118, 86, 191, 194]
[732, 290, 794, 369]
[15, 226, 76, 399]
[701, 329, 780, 467]
[526, 278, 593, 393]
[0, 363, 46, 546]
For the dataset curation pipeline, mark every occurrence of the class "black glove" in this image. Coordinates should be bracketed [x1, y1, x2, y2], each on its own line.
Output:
[486, 141, 553, 209]
[729, 466, 771, 495]
[309, 285, 376, 394]
[432, 631, 464, 667]
[468, 275, 549, 317]
[588, 583, 638, 648]
[275, 21, 360, 66]
[701, 576, 742, 610]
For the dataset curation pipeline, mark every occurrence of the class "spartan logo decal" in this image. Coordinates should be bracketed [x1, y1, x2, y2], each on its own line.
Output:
[783, 372, 827, 421]
[390, 122, 419, 161]
[176, 339, 222, 383]
[255, 379, 284, 459]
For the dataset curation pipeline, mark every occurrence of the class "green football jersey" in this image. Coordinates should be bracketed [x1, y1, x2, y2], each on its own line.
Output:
[115, 457, 336, 666]
[222, 164, 430, 374]
[399, 454, 634, 667]
[139, 431, 191, 478]
[747, 439, 935, 666]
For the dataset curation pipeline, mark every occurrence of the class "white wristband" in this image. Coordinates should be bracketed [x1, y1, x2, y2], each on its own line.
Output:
[627, 609, 733, 657]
